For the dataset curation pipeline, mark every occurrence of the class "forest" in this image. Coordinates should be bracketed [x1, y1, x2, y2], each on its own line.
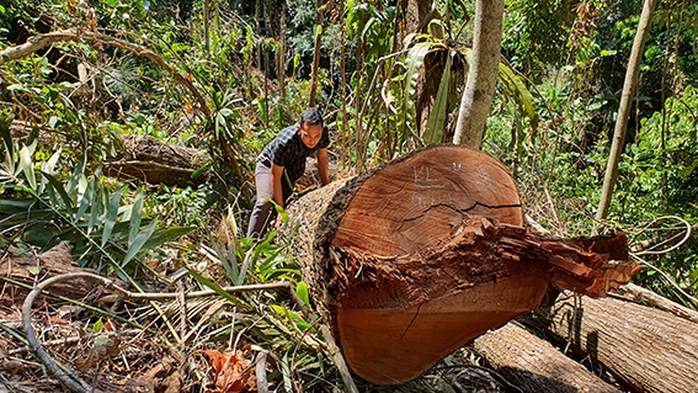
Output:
[0, 0, 697, 392]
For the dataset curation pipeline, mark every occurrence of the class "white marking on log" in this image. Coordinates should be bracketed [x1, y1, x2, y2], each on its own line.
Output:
[413, 166, 445, 189]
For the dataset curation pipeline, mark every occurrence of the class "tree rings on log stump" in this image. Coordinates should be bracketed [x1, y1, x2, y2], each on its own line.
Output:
[285, 144, 637, 385]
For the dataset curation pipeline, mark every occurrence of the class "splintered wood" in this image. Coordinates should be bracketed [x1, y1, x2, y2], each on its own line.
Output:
[284, 144, 638, 385]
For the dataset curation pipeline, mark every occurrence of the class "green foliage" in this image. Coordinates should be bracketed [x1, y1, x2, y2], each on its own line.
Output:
[0, 113, 193, 277]
[502, 0, 578, 76]
[423, 53, 451, 145]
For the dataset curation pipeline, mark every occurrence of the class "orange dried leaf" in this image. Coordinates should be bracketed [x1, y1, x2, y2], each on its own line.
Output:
[199, 349, 228, 374]
[198, 349, 252, 393]
[48, 316, 69, 325]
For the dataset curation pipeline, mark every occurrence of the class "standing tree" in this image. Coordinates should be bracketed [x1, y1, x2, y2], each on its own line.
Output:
[596, 0, 659, 220]
[452, 0, 504, 148]
[308, 0, 324, 107]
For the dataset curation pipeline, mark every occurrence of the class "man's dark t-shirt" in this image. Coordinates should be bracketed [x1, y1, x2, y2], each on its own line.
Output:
[258, 125, 330, 185]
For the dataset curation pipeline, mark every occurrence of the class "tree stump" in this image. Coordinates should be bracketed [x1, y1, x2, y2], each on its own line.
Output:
[285, 144, 638, 385]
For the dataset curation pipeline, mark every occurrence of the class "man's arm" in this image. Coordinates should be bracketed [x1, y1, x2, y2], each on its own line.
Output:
[270, 163, 286, 208]
[317, 148, 330, 186]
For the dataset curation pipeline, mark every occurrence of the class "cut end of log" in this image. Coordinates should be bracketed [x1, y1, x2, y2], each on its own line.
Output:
[286, 145, 639, 385]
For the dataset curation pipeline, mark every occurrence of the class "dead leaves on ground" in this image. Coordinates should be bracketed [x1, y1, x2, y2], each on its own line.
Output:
[73, 334, 121, 372]
[198, 347, 256, 393]
[139, 359, 183, 393]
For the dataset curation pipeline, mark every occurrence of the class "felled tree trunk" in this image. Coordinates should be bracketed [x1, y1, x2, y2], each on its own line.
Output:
[473, 322, 623, 393]
[104, 134, 209, 187]
[10, 121, 209, 187]
[523, 293, 698, 393]
[284, 144, 638, 385]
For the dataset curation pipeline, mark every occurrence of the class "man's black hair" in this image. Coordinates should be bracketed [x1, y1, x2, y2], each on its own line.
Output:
[300, 107, 323, 126]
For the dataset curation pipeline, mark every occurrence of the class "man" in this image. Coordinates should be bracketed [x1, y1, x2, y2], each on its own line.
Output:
[246, 107, 330, 238]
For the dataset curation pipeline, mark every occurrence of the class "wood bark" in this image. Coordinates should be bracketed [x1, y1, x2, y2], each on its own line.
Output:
[473, 322, 623, 393]
[523, 293, 698, 393]
[284, 144, 637, 385]
[596, 0, 658, 220]
[0, 241, 94, 301]
[104, 134, 209, 187]
[452, 0, 504, 148]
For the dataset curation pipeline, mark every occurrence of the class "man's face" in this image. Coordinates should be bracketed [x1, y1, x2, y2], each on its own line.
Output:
[300, 122, 323, 149]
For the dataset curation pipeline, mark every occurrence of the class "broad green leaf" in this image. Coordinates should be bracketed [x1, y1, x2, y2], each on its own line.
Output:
[75, 175, 93, 222]
[0, 199, 34, 213]
[498, 62, 538, 135]
[48, 116, 62, 129]
[93, 335, 109, 348]
[66, 159, 87, 195]
[92, 318, 104, 334]
[86, 179, 103, 235]
[122, 219, 157, 267]
[101, 187, 124, 248]
[7, 84, 24, 92]
[423, 53, 452, 145]
[142, 226, 196, 250]
[128, 188, 144, 245]
[187, 268, 247, 308]
[270, 304, 312, 332]
[41, 172, 74, 219]
[212, 243, 240, 285]
[42, 148, 62, 175]
[398, 42, 432, 143]
[296, 281, 311, 309]
[19, 144, 37, 190]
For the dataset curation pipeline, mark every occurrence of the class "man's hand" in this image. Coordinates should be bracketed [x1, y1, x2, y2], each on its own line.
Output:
[274, 214, 284, 230]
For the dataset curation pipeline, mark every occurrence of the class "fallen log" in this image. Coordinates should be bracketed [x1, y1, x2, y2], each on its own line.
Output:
[104, 134, 209, 187]
[10, 122, 209, 187]
[284, 144, 638, 385]
[523, 293, 698, 393]
[473, 322, 622, 393]
[0, 241, 93, 301]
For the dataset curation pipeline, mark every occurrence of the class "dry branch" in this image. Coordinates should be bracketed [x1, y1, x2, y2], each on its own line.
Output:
[617, 282, 698, 324]
[0, 28, 210, 117]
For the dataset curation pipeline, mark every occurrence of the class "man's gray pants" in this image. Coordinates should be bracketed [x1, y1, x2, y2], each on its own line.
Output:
[246, 161, 293, 238]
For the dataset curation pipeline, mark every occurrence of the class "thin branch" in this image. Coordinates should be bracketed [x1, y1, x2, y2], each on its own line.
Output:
[0, 28, 210, 117]
[631, 215, 692, 256]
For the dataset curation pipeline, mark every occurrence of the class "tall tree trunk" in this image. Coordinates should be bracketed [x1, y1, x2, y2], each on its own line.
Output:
[283, 145, 637, 385]
[340, 1, 348, 167]
[596, 0, 658, 220]
[308, 0, 324, 107]
[452, 0, 504, 148]
[524, 293, 698, 393]
[277, 2, 286, 100]
[473, 322, 623, 393]
[203, 0, 210, 54]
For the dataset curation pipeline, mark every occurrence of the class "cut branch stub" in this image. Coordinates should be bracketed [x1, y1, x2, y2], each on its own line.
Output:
[285, 144, 638, 385]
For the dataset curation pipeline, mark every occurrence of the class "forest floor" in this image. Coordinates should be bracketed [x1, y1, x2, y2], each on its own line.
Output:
[0, 252, 517, 393]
